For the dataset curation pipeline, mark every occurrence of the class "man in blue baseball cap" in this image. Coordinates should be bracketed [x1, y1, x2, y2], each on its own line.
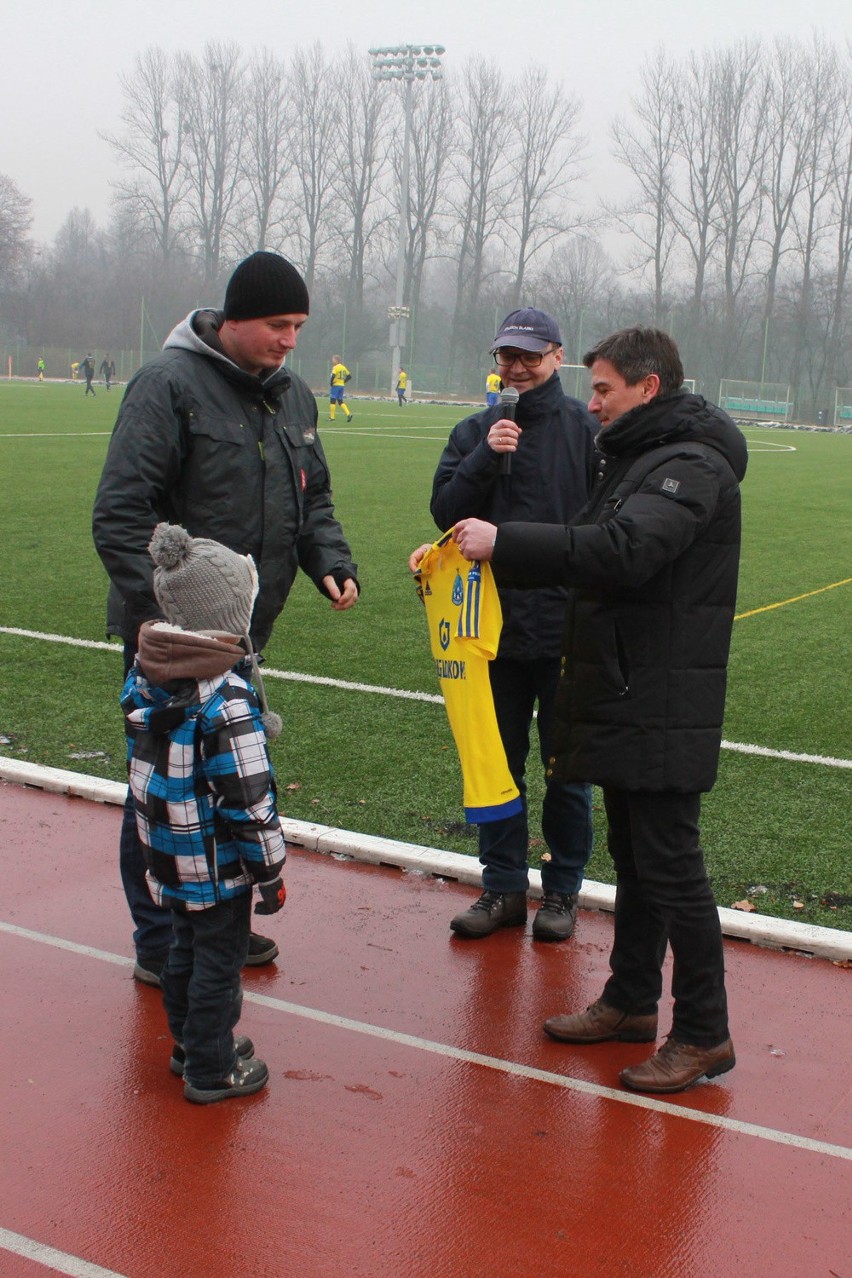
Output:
[422, 307, 598, 943]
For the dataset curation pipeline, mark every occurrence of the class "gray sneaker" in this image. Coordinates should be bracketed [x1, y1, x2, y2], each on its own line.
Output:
[532, 892, 579, 942]
[450, 890, 527, 938]
[170, 1035, 255, 1077]
[184, 1057, 269, 1104]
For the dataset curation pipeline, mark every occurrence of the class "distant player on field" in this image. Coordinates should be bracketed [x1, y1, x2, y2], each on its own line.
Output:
[485, 368, 502, 407]
[329, 356, 353, 421]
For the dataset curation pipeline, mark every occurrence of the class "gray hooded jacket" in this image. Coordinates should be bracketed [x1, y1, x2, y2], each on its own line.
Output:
[93, 310, 358, 651]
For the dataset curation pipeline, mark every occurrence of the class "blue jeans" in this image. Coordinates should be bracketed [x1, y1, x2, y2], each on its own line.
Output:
[479, 657, 593, 896]
[162, 893, 252, 1087]
[121, 640, 173, 962]
[601, 789, 729, 1046]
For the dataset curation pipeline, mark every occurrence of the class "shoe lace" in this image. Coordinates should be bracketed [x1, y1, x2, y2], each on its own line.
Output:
[471, 890, 502, 913]
[540, 892, 573, 915]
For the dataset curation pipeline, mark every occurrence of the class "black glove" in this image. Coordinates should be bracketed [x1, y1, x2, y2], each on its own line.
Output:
[254, 877, 286, 915]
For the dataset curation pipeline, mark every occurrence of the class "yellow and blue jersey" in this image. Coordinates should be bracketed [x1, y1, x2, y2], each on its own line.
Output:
[415, 531, 522, 823]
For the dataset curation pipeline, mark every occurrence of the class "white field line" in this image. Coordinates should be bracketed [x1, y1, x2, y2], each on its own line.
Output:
[0, 1226, 128, 1277]
[0, 919, 850, 1163]
[0, 430, 111, 438]
[2, 625, 849, 772]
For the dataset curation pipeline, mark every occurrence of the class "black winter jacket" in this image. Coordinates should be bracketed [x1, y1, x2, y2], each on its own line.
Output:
[430, 372, 597, 660]
[493, 392, 748, 791]
[93, 310, 357, 651]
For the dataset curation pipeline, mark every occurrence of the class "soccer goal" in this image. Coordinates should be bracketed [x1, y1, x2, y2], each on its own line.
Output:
[559, 364, 589, 398]
[719, 379, 792, 421]
[834, 387, 852, 427]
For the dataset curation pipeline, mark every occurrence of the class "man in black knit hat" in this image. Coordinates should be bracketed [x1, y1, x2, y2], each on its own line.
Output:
[93, 251, 359, 987]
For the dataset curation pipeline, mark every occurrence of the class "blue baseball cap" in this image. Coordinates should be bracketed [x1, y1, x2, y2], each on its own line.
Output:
[493, 308, 562, 352]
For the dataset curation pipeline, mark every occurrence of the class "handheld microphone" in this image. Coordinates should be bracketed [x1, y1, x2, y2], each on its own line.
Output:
[499, 386, 520, 476]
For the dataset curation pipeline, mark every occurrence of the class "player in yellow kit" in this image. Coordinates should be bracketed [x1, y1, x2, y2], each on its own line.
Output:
[485, 369, 502, 407]
[414, 531, 522, 824]
[329, 356, 353, 421]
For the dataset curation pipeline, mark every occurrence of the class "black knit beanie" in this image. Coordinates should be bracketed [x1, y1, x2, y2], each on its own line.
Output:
[223, 251, 310, 320]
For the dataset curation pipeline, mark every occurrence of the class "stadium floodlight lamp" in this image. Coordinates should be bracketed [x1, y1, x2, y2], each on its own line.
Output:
[367, 40, 446, 393]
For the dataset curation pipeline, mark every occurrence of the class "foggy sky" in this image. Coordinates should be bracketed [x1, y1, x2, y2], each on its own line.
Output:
[5, 0, 847, 243]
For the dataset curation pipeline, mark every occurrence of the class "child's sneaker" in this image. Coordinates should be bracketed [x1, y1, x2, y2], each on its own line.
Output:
[170, 1035, 254, 1076]
[184, 1057, 269, 1104]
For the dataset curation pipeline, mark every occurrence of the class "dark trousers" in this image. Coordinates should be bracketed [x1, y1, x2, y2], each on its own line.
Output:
[121, 640, 174, 961]
[479, 657, 593, 896]
[120, 790, 174, 960]
[162, 894, 251, 1087]
[601, 789, 729, 1047]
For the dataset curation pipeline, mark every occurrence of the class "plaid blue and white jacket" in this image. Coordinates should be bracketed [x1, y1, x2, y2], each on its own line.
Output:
[122, 663, 286, 910]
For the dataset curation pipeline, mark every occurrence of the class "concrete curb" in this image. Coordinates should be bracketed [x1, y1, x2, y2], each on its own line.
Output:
[1, 756, 849, 962]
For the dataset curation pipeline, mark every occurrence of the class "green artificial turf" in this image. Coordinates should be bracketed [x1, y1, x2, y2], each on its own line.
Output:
[1, 382, 850, 930]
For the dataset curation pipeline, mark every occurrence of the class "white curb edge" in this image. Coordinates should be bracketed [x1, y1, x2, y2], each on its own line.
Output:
[1, 756, 849, 962]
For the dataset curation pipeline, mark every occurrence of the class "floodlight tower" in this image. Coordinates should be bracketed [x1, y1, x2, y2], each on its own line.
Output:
[368, 43, 446, 394]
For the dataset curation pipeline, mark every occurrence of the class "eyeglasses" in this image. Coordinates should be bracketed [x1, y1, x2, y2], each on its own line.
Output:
[492, 346, 557, 369]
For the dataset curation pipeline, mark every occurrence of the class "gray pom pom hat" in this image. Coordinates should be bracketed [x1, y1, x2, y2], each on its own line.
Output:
[148, 523, 282, 738]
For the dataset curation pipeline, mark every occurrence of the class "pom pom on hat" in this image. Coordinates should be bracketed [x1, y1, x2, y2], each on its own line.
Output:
[149, 523, 259, 637]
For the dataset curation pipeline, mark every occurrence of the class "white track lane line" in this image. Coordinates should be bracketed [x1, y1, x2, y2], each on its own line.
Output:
[0, 1227, 129, 1278]
[1, 920, 850, 1164]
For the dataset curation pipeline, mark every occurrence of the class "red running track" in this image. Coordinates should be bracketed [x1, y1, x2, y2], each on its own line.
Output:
[0, 780, 850, 1278]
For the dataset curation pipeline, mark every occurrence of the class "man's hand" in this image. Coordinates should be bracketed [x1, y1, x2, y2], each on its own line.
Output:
[408, 543, 432, 573]
[487, 416, 521, 456]
[322, 575, 359, 610]
[453, 518, 498, 562]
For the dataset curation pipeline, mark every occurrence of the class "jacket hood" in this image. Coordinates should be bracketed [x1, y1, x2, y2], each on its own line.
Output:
[137, 619, 246, 686]
[163, 310, 292, 394]
[598, 391, 749, 481]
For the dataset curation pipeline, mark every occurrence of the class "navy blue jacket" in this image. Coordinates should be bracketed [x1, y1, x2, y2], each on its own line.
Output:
[430, 372, 598, 660]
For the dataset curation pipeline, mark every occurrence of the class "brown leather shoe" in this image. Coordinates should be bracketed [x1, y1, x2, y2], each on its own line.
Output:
[620, 1036, 736, 1094]
[450, 890, 527, 938]
[544, 999, 658, 1043]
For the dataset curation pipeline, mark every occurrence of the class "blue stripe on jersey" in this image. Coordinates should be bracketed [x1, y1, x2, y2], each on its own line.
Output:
[459, 562, 482, 638]
[464, 795, 524, 823]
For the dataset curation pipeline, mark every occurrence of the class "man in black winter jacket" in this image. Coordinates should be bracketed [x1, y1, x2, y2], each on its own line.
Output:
[427, 308, 598, 944]
[452, 328, 747, 1094]
[93, 252, 359, 989]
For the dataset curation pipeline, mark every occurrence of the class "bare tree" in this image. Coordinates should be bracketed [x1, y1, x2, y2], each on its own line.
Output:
[608, 48, 679, 323]
[711, 42, 769, 357]
[544, 235, 616, 363]
[784, 36, 843, 404]
[0, 173, 33, 290]
[396, 76, 455, 341]
[669, 52, 725, 336]
[758, 38, 820, 374]
[333, 48, 392, 346]
[444, 58, 511, 374]
[503, 66, 586, 307]
[285, 44, 341, 291]
[821, 47, 852, 399]
[178, 42, 245, 284]
[101, 47, 189, 265]
[238, 51, 293, 254]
